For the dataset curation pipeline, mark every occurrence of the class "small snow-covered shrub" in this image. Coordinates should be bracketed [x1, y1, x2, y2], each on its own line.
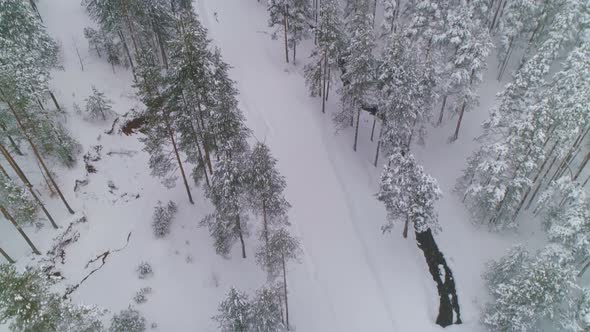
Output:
[136, 262, 153, 279]
[85, 86, 114, 121]
[109, 307, 146, 332]
[133, 287, 152, 304]
[152, 201, 177, 238]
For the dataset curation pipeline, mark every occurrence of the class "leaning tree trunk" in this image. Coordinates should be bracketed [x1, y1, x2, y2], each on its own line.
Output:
[0, 94, 75, 215]
[0, 247, 15, 264]
[236, 215, 246, 259]
[415, 229, 461, 327]
[0, 143, 58, 228]
[1, 205, 41, 255]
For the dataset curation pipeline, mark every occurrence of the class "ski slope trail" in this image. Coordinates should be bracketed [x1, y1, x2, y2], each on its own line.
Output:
[196, 0, 444, 331]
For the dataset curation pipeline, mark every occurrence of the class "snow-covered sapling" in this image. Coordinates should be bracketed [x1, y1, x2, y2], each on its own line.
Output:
[133, 287, 152, 304]
[109, 307, 146, 332]
[213, 287, 251, 332]
[136, 262, 153, 279]
[85, 86, 114, 121]
[152, 201, 177, 238]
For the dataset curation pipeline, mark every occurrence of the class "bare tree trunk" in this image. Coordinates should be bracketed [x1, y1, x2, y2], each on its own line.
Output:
[0, 247, 15, 264]
[169, 129, 194, 205]
[437, 96, 447, 126]
[374, 127, 382, 167]
[237, 215, 246, 259]
[1, 205, 40, 255]
[370, 116, 376, 141]
[0, 143, 57, 228]
[49, 91, 62, 112]
[0, 122, 23, 156]
[0, 161, 8, 178]
[451, 103, 466, 142]
[117, 30, 137, 81]
[402, 216, 409, 238]
[322, 53, 328, 113]
[526, 154, 558, 210]
[284, 5, 289, 63]
[573, 151, 590, 181]
[353, 109, 361, 151]
[497, 37, 514, 81]
[282, 252, 290, 330]
[0, 92, 75, 215]
[326, 67, 331, 100]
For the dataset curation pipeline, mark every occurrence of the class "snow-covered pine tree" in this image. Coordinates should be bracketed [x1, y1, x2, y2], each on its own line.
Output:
[109, 307, 146, 332]
[135, 46, 195, 204]
[0, 0, 77, 214]
[201, 150, 250, 259]
[303, 0, 344, 113]
[0, 172, 38, 226]
[85, 86, 114, 121]
[378, 150, 441, 238]
[287, 0, 311, 64]
[380, 0, 400, 35]
[152, 200, 177, 238]
[213, 287, 251, 332]
[376, 32, 436, 159]
[250, 286, 287, 332]
[245, 142, 290, 251]
[338, 0, 376, 151]
[483, 244, 590, 331]
[0, 265, 105, 332]
[255, 227, 300, 329]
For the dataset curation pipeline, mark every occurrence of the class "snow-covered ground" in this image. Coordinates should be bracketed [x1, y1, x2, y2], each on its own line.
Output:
[1, 0, 521, 331]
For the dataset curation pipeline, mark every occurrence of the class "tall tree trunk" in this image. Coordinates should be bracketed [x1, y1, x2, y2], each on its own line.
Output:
[526, 154, 558, 210]
[169, 129, 194, 204]
[451, 103, 467, 142]
[237, 215, 246, 259]
[374, 127, 382, 167]
[497, 37, 514, 81]
[353, 109, 361, 151]
[573, 151, 590, 181]
[284, 5, 289, 63]
[437, 95, 447, 126]
[0, 122, 23, 156]
[370, 116, 376, 141]
[0, 247, 15, 264]
[49, 91, 62, 112]
[117, 30, 137, 81]
[0, 92, 75, 215]
[415, 229, 461, 327]
[512, 141, 559, 220]
[0, 143, 57, 228]
[1, 205, 40, 255]
[0, 161, 8, 178]
[321, 53, 328, 113]
[282, 252, 290, 330]
[326, 67, 331, 100]
[402, 216, 409, 238]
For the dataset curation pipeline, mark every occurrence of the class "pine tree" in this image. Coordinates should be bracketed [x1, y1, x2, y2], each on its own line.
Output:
[0, 172, 38, 226]
[109, 307, 145, 332]
[255, 227, 300, 329]
[303, 0, 344, 113]
[250, 287, 287, 332]
[483, 244, 590, 332]
[0, 265, 105, 332]
[213, 287, 251, 332]
[377, 33, 436, 157]
[287, 0, 311, 64]
[85, 86, 114, 121]
[201, 151, 250, 259]
[378, 150, 441, 238]
[245, 142, 290, 251]
[337, 2, 376, 151]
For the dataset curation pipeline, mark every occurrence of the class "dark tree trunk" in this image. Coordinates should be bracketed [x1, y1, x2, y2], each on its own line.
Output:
[353, 109, 361, 151]
[437, 96, 447, 126]
[0, 143, 57, 228]
[1, 205, 41, 255]
[237, 215, 246, 259]
[370, 116, 376, 141]
[0, 247, 15, 264]
[117, 30, 137, 81]
[0, 93, 75, 215]
[574, 151, 590, 181]
[415, 229, 462, 327]
[0, 121, 23, 156]
[49, 91, 62, 112]
[284, 5, 289, 63]
[169, 129, 194, 204]
[282, 252, 290, 330]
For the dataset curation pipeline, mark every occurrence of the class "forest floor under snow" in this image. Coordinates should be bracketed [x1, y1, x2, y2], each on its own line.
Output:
[0, 0, 529, 331]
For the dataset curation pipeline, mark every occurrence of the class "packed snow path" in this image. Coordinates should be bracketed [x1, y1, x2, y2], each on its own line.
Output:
[195, 1, 443, 331]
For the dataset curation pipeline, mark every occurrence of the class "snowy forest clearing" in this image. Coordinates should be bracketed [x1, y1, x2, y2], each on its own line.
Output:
[1, 0, 589, 331]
